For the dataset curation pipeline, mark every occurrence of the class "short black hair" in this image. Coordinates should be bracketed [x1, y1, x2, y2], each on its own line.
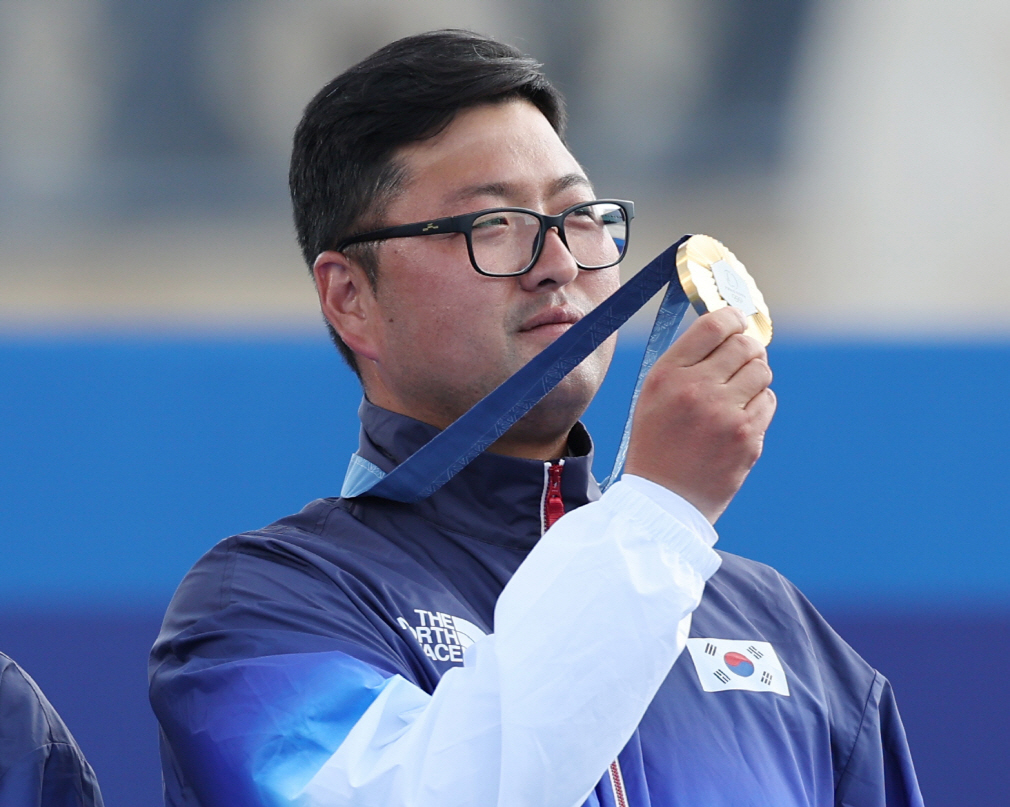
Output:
[289, 29, 566, 372]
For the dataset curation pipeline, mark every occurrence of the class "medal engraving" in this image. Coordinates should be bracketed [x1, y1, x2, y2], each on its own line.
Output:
[711, 259, 758, 316]
[676, 235, 773, 346]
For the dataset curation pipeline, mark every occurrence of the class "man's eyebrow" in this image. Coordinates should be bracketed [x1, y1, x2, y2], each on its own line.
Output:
[447, 182, 513, 205]
[446, 174, 595, 206]
[548, 173, 594, 197]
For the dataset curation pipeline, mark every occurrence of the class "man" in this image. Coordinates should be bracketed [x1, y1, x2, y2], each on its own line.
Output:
[150, 30, 922, 806]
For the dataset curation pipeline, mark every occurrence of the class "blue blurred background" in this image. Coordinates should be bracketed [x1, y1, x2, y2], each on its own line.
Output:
[2, 1, 1008, 805]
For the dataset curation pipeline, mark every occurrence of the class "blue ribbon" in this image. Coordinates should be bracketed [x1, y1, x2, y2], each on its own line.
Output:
[342, 236, 693, 502]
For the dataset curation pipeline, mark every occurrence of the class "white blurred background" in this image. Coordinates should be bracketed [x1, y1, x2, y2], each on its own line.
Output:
[2, 0, 1008, 337]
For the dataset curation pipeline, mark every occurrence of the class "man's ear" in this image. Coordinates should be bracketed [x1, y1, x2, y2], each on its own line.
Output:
[313, 250, 381, 362]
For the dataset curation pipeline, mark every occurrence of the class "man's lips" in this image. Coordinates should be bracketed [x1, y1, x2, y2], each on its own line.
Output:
[519, 306, 583, 333]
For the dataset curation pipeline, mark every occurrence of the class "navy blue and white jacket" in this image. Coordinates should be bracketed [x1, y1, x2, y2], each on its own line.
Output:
[150, 401, 923, 807]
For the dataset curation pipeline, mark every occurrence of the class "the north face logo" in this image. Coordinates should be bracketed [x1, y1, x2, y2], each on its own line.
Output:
[397, 609, 488, 664]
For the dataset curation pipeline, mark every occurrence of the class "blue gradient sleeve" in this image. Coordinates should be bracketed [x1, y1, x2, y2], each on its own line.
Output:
[152, 651, 395, 807]
[835, 674, 924, 807]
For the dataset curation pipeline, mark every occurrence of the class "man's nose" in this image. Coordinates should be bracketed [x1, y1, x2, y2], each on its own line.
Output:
[518, 226, 580, 291]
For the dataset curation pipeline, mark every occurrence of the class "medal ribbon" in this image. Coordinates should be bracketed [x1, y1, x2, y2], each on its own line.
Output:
[341, 235, 693, 502]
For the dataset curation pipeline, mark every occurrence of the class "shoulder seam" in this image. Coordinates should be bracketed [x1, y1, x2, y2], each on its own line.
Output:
[0, 663, 61, 742]
[313, 498, 346, 535]
[0, 741, 89, 792]
[834, 669, 881, 789]
[218, 536, 241, 611]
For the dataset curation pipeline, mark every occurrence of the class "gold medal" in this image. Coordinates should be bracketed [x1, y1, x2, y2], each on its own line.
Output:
[675, 234, 772, 346]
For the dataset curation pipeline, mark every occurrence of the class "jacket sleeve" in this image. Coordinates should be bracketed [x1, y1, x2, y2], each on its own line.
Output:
[151, 479, 720, 807]
[0, 656, 105, 807]
[834, 674, 924, 807]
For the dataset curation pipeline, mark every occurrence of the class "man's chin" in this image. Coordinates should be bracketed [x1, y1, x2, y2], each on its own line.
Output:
[492, 369, 601, 453]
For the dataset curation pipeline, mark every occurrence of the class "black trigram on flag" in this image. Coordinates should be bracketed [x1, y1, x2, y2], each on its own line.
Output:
[748, 645, 764, 659]
[761, 671, 773, 685]
[714, 670, 731, 684]
[705, 643, 717, 656]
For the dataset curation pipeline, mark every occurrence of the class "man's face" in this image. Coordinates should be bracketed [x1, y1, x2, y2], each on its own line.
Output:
[349, 100, 620, 455]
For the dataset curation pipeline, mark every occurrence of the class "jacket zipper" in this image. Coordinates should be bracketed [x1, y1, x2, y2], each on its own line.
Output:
[540, 460, 631, 806]
[540, 459, 566, 534]
[609, 758, 629, 807]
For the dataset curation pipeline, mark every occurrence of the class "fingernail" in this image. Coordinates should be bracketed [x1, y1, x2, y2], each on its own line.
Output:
[730, 306, 747, 327]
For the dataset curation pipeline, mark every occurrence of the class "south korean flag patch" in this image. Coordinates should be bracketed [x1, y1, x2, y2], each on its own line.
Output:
[686, 638, 790, 696]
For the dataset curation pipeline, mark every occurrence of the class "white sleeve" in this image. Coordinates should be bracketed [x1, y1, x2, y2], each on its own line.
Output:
[298, 479, 721, 807]
[619, 473, 718, 546]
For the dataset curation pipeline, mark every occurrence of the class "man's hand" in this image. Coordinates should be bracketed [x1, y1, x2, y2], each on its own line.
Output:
[624, 307, 776, 524]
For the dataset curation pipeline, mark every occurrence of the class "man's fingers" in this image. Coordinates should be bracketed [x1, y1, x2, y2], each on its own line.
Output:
[626, 306, 775, 523]
[704, 333, 767, 385]
[745, 387, 777, 429]
[726, 356, 773, 407]
[667, 308, 748, 367]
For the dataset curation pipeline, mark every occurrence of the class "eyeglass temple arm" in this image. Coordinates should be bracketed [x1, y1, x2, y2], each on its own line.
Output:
[335, 214, 469, 251]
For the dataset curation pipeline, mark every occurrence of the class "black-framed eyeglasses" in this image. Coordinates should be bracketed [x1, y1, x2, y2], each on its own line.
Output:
[335, 199, 634, 277]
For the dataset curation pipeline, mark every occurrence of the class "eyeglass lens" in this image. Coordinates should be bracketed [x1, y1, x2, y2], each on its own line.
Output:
[470, 202, 628, 275]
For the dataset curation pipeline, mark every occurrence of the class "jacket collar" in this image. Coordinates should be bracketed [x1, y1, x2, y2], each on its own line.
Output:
[350, 399, 600, 551]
